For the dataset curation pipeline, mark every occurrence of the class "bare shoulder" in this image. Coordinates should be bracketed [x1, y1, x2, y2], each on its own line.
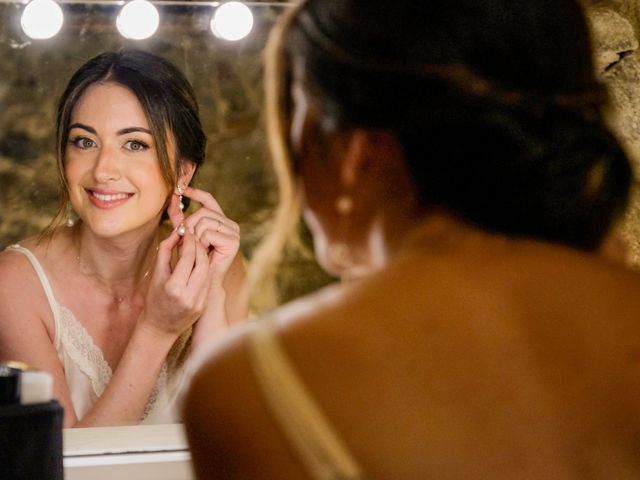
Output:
[0, 235, 67, 340]
[183, 307, 314, 479]
[0, 235, 64, 293]
[183, 324, 268, 477]
[0, 240, 41, 298]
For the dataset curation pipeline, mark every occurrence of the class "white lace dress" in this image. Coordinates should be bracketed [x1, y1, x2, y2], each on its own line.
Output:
[6, 244, 188, 424]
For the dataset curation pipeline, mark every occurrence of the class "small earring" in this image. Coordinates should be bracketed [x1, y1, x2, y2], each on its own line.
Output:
[176, 184, 185, 211]
[335, 195, 353, 215]
[176, 184, 186, 236]
[65, 205, 77, 227]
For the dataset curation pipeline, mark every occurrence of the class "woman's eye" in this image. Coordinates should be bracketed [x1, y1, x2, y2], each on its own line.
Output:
[71, 137, 96, 149]
[124, 140, 149, 151]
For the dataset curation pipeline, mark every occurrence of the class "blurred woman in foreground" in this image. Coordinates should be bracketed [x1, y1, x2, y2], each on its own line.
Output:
[185, 1, 640, 477]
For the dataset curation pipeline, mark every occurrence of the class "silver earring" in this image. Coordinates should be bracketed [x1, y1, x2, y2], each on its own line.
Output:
[176, 184, 186, 236]
[176, 184, 185, 211]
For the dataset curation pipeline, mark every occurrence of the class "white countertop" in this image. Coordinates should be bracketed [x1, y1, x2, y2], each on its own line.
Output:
[63, 423, 193, 480]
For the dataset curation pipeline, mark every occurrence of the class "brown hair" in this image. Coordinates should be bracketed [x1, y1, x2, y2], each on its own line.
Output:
[250, 0, 632, 304]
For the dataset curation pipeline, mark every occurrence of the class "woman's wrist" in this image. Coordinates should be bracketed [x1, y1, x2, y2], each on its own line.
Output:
[135, 310, 184, 347]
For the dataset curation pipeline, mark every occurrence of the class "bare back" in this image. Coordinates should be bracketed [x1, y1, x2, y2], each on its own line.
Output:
[185, 232, 640, 479]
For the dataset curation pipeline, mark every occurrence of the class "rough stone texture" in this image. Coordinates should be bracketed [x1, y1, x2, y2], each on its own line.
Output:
[584, 1, 640, 266]
[0, 2, 333, 310]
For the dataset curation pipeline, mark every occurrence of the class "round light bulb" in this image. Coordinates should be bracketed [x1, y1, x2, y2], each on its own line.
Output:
[116, 0, 160, 41]
[21, 0, 64, 40]
[210, 2, 254, 42]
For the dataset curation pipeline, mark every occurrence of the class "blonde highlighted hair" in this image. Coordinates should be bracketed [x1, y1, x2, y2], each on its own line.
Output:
[248, 4, 303, 313]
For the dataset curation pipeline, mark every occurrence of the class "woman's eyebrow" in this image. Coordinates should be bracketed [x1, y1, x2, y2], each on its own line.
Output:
[68, 124, 152, 136]
[69, 122, 96, 134]
[117, 127, 152, 136]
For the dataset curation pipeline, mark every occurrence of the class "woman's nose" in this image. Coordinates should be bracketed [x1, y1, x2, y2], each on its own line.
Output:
[93, 144, 121, 183]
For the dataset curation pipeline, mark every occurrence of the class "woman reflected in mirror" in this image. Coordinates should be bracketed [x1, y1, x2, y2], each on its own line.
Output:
[0, 49, 248, 427]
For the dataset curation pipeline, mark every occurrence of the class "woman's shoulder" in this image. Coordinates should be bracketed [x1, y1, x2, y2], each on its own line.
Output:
[0, 230, 73, 288]
[0, 237, 39, 275]
[0, 240, 42, 290]
[0, 238, 60, 330]
[506, 238, 640, 297]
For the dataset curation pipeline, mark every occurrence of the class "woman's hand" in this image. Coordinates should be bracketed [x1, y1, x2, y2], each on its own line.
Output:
[140, 212, 213, 339]
[180, 186, 241, 283]
[166, 186, 245, 347]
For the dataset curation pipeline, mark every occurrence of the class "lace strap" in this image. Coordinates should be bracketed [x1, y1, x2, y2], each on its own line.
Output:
[248, 317, 364, 480]
[5, 245, 62, 348]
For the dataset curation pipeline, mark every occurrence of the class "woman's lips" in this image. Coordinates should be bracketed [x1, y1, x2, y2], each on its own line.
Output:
[86, 188, 133, 209]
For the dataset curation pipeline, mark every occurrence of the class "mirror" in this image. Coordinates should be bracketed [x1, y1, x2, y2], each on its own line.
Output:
[0, 0, 334, 306]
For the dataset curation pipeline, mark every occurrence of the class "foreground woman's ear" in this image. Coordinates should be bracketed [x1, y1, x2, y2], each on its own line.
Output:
[339, 129, 406, 188]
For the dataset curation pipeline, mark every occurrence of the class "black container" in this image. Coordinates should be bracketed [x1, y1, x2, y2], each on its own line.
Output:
[0, 400, 64, 480]
[0, 365, 21, 405]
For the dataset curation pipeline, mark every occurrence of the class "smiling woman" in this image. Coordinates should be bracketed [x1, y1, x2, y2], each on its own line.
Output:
[0, 49, 249, 427]
[65, 83, 170, 238]
[0, 1, 333, 312]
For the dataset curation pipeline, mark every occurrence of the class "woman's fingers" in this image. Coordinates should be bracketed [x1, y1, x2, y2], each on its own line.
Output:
[168, 230, 213, 295]
[180, 187, 239, 248]
[155, 228, 182, 279]
[183, 186, 223, 214]
[169, 230, 198, 282]
[182, 187, 238, 234]
[178, 186, 240, 278]
[193, 216, 239, 241]
[145, 212, 228, 338]
[189, 239, 213, 306]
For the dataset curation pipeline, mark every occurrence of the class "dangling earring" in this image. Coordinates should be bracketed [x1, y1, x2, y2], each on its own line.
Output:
[65, 204, 78, 227]
[327, 194, 355, 277]
[176, 184, 185, 212]
[176, 184, 186, 236]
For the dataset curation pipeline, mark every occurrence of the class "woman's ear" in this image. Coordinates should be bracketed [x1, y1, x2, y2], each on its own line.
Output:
[178, 160, 197, 187]
[340, 129, 404, 187]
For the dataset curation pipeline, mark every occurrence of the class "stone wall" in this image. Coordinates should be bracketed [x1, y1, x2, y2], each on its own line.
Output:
[586, 0, 640, 264]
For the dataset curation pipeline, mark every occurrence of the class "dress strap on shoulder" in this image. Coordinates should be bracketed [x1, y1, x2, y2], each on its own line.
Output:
[248, 317, 364, 480]
[5, 245, 62, 347]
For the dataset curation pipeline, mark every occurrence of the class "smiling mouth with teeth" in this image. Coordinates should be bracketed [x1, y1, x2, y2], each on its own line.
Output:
[87, 189, 133, 204]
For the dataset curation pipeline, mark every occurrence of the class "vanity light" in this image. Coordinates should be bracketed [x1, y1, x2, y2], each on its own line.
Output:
[116, 0, 160, 40]
[210, 1, 254, 42]
[21, 0, 64, 40]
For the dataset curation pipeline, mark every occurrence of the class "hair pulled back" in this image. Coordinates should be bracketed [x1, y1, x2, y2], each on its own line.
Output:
[277, 0, 631, 249]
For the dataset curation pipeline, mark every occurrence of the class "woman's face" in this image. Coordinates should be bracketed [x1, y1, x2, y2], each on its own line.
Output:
[65, 82, 170, 238]
[290, 69, 345, 275]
